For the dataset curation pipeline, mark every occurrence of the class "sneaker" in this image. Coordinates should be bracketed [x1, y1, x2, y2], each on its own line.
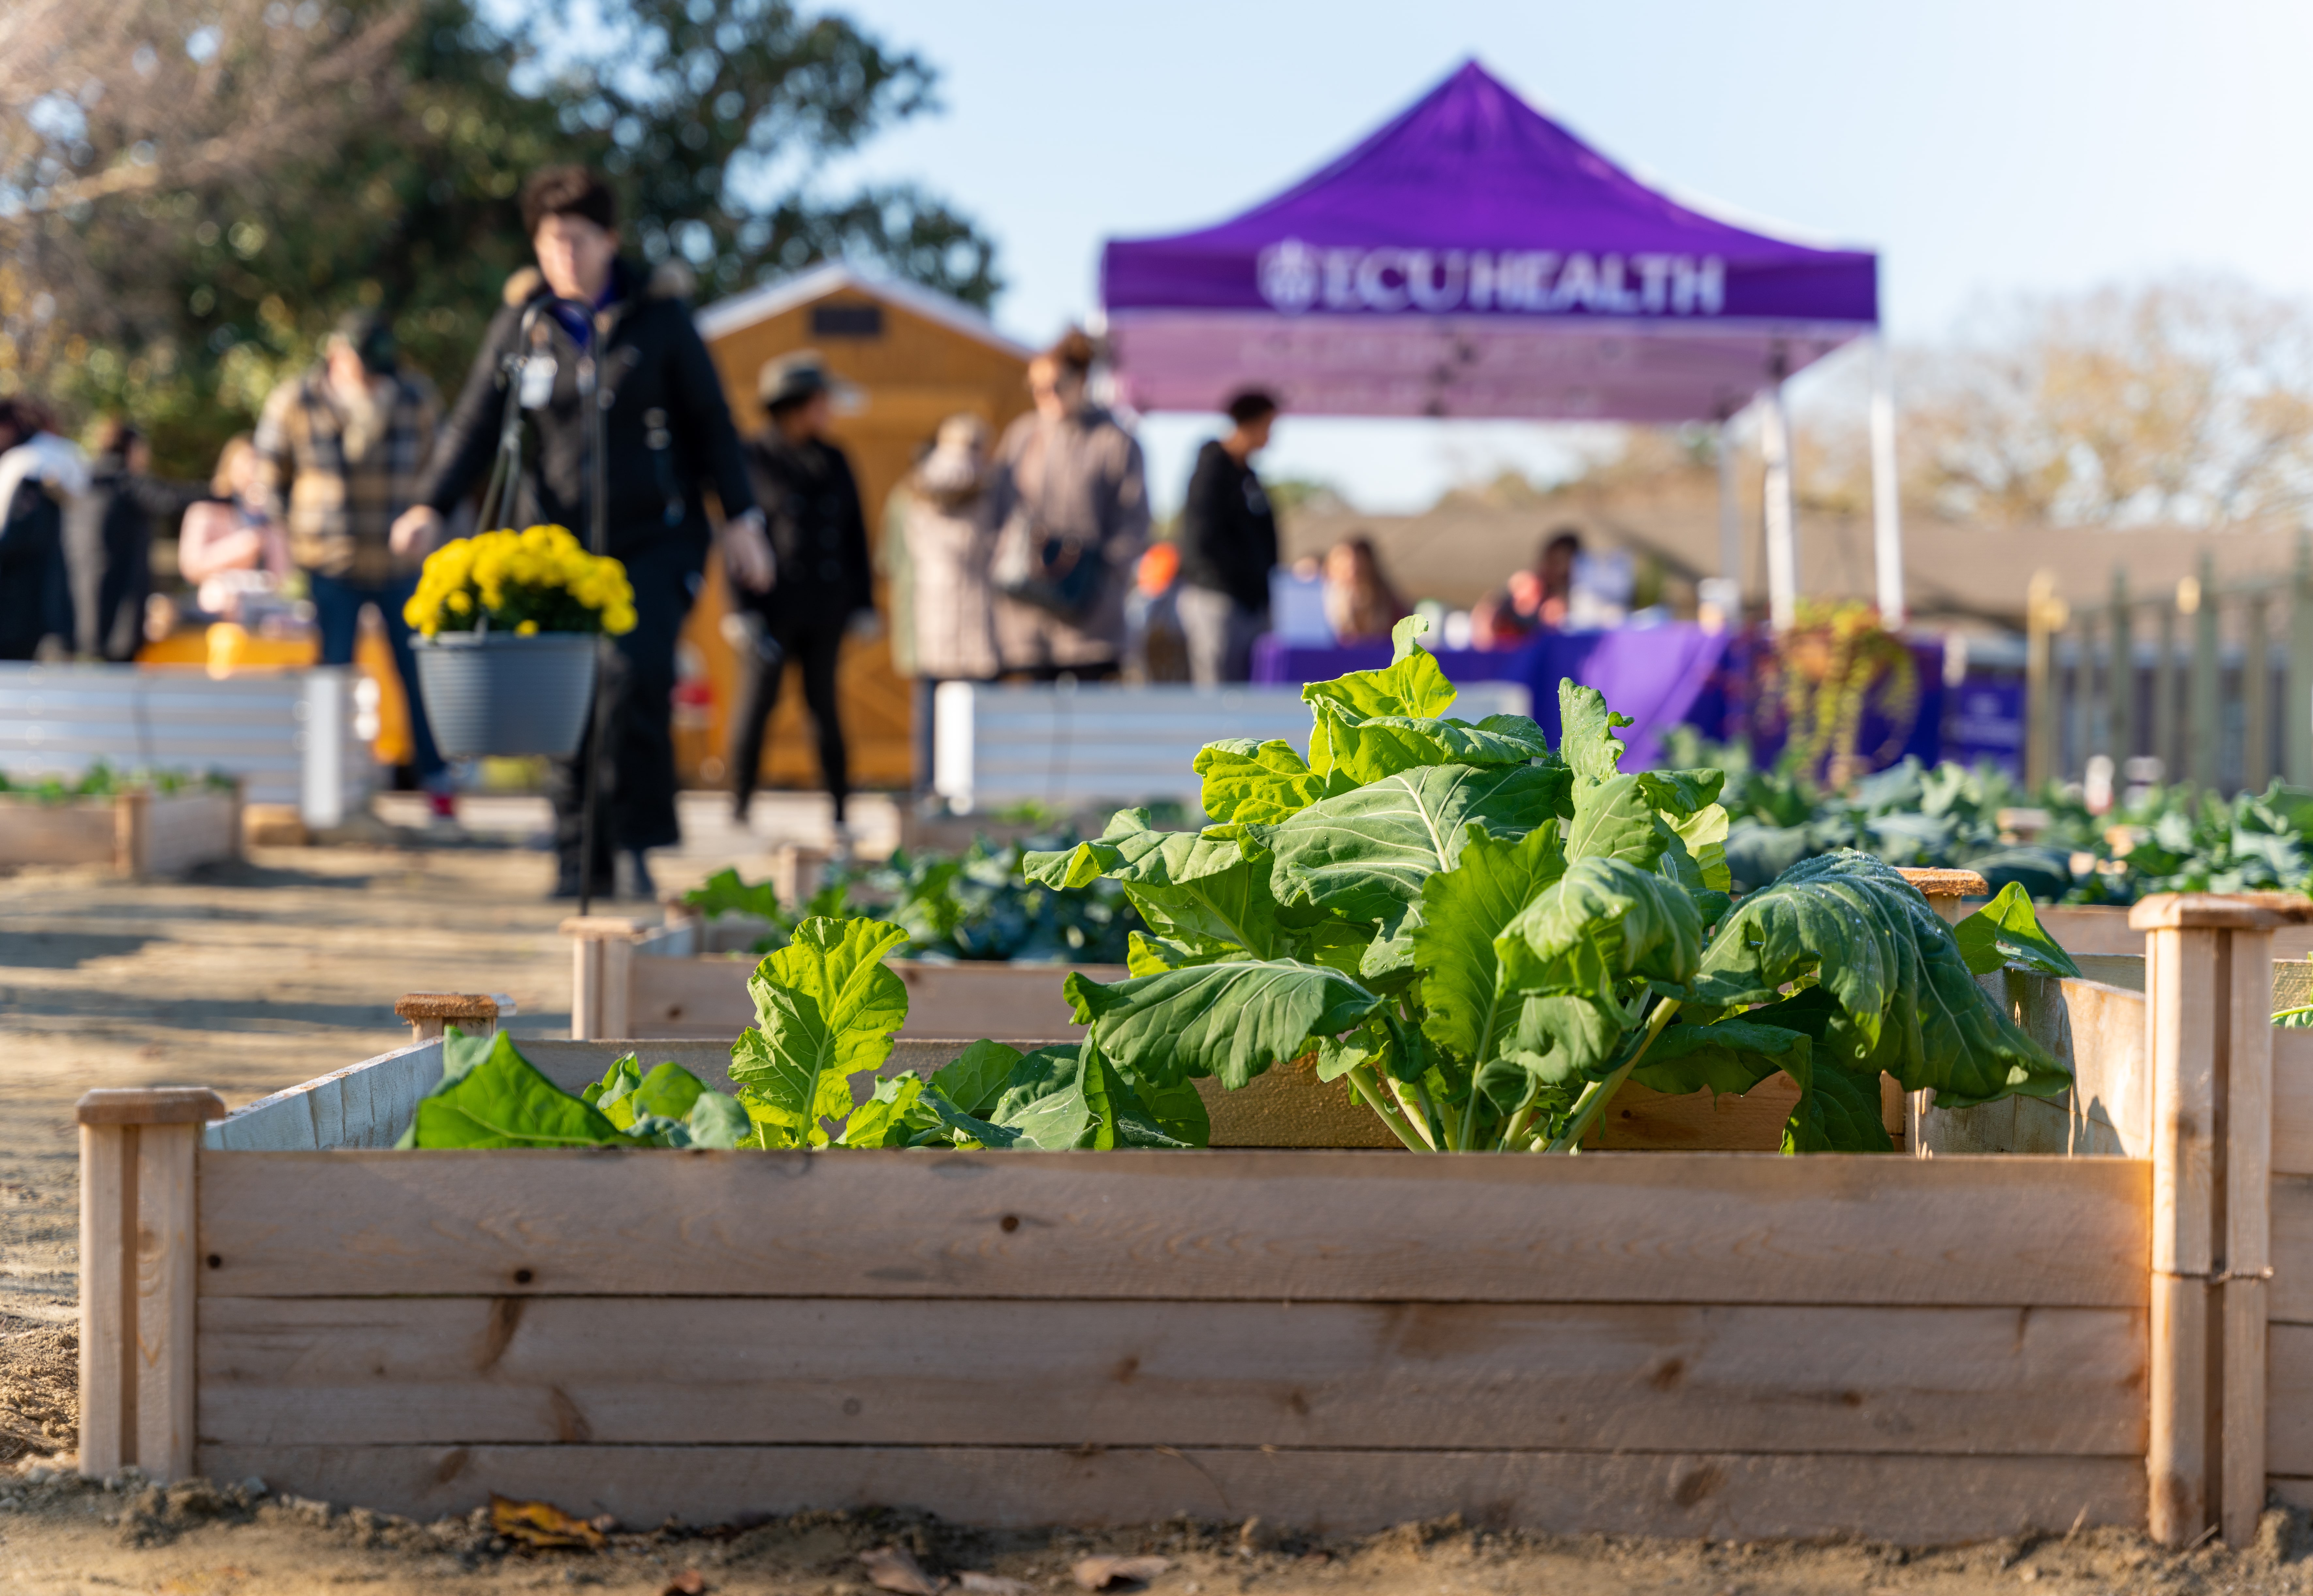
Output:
[625, 849, 657, 902]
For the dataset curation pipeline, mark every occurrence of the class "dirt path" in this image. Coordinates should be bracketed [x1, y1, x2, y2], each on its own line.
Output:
[2, 1467, 2308, 1594]
[4, 814, 2313, 1593]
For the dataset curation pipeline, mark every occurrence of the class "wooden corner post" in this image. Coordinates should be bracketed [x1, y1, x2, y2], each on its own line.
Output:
[562, 916, 648, 1039]
[2133, 892, 2303, 1546]
[393, 992, 515, 1043]
[76, 1086, 227, 1483]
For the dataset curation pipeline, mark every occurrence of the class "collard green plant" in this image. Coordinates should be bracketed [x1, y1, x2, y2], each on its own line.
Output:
[723, 915, 1207, 1150]
[1031, 618, 2069, 1153]
[400, 1029, 748, 1149]
[680, 838, 1142, 966]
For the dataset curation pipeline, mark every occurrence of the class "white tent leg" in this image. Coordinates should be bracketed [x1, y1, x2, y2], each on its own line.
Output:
[1717, 414, 1741, 592]
[1870, 334, 1906, 625]
[1761, 377, 1798, 631]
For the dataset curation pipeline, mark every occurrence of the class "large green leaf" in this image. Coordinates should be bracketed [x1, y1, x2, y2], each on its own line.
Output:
[410, 1029, 633, 1149]
[1323, 712, 1558, 786]
[1631, 992, 1892, 1154]
[1194, 739, 1344, 825]
[1667, 802, 1734, 893]
[1411, 821, 1568, 1064]
[1262, 761, 1572, 935]
[1694, 849, 2067, 1108]
[983, 1042, 1196, 1150]
[839, 1074, 927, 1147]
[728, 916, 911, 1146]
[1024, 809, 1282, 955]
[929, 1038, 1023, 1117]
[1066, 959, 1381, 1090]
[1496, 855, 1706, 1006]
[1953, 881, 2083, 978]
[594, 1059, 708, 1129]
[1557, 680, 1633, 787]
[1633, 1012, 1814, 1099]
[683, 1090, 753, 1149]
[1783, 1058, 1895, 1153]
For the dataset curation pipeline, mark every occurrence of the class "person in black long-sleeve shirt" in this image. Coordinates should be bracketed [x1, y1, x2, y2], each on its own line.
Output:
[725, 352, 877, 843]
[393, 165, 773, 898]
[1175, 389, 1279, 685]
[67, 419, 203, 661]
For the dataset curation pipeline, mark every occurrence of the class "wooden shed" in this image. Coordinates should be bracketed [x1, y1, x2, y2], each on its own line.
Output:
[684, 264, 1035, 794]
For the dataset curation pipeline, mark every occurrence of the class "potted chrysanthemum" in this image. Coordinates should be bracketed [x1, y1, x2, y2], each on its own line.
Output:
[404, 525, 637, 757]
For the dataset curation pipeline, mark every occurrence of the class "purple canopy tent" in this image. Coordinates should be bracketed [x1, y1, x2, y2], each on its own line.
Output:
[1100, 60, 1906, 629]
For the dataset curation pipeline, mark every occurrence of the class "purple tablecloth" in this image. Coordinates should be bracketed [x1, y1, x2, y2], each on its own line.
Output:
[1250, 625, 1730, 770]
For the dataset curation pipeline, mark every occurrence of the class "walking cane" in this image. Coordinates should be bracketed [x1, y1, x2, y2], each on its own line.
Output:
[471, 297, 614, 918]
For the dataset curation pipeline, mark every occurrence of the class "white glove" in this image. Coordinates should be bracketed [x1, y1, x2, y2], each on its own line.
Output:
[720, 509, 775, 593]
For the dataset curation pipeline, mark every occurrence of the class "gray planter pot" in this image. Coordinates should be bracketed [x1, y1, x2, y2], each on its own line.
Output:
[411, 631, 598, 758]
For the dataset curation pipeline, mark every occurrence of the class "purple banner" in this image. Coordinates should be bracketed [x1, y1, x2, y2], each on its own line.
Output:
[1251, 623, 1729, 771]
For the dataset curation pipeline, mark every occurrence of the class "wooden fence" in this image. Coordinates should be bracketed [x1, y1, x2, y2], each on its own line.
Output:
[2025, 539, 2313, 792]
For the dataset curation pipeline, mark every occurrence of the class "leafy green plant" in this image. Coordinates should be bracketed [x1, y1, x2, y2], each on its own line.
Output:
[0, 763, 236, 804]
[724, 915, 1206, 1149]
[398, 1028, 749, 1149]
[1031, 619, 2068, 1154]
[682, 839, 1144, 964]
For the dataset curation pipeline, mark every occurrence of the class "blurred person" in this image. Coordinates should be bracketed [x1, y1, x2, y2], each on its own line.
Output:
[1124, 540, 1189, 684]
[1322, 536, 1409, 644]
[177, 435, 295, 621]
[899, 414, 1000, 786]
[0, 398, 86, 661]
[396, 164, 772, 897]
[1176, 388, 1279, 685]
[66, 419, 204, 661]
[990, 331, 1149, 679]
[255, 308, 452, 811]
[725, 352, 876, 845]
[1471, 527, 1581, 648]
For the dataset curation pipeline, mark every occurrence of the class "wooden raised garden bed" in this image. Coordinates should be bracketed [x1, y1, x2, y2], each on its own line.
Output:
[73, 890, 2313, 1548]
[0, 783, 240, 877]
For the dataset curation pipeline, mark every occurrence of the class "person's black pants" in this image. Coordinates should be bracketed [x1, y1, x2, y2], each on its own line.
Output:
[549, 542, 702, 881]
[728, 610, 849, 823]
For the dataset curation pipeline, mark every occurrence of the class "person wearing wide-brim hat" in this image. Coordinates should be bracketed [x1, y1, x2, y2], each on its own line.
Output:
[724, 349, 879, 846]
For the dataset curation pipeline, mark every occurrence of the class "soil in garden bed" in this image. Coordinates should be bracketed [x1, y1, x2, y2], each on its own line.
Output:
[0, 1468, 2308, 1594]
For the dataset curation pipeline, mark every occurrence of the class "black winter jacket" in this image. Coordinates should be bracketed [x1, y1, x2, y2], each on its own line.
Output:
[67, 457, 202, 660]
[420, 259, 756, 562]
[1177, 439, 1277, 612]
[738, 431, 873, 626]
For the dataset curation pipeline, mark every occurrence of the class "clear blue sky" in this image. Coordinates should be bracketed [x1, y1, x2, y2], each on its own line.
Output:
[803, 0, 2313, 513]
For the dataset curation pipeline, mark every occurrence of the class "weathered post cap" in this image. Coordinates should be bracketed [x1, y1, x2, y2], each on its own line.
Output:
[76, 1087, 228, 1126]
[2128, 891, 2313, 930]
[1898, 867, 1990, 899]
[393, 992, 515, 1024]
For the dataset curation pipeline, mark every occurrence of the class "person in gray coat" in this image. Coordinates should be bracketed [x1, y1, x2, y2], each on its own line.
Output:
[988, 330, 1148, 678]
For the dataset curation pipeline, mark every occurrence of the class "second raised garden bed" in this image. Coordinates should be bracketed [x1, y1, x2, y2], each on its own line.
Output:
[0, 781, 239, 877]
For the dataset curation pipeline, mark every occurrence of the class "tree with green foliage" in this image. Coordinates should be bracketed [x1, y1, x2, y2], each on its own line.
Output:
[1, 0, 1000, 476]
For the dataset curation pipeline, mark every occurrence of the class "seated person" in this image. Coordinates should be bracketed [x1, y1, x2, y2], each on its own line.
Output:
[1321, 536, 1409, 644]
[1471, 527, 1581, 649]
[176, 434, 293, 623]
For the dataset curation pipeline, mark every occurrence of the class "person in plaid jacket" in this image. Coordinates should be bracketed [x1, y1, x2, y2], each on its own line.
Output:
[253, 310, 451, 814]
